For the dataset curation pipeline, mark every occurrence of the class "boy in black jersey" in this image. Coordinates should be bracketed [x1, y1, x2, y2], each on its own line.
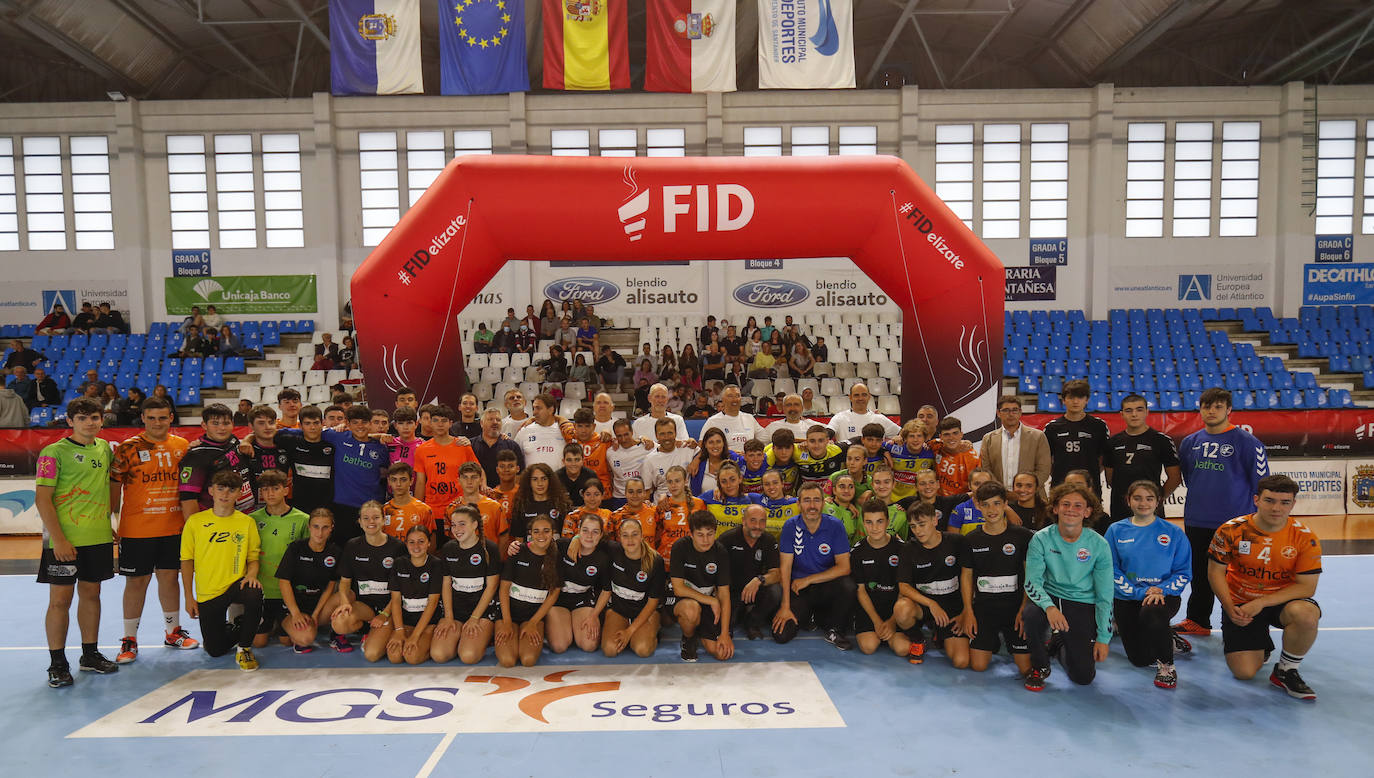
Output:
[179, 403, 250, 516]
[558, 443, 602, 507]
[1103, 394, 1182, 522]
[225, 405, 294, 512]
[719, 504, 781, 640]
[671, 510, 735, 662]
[275, 510, 343, 653]
[959, 491, 1035, 676]
[851, 500, 916, 657]
[1044, 379, 1110, 494]
[273, 406, 335, 515]
[899, 501, 971, 668]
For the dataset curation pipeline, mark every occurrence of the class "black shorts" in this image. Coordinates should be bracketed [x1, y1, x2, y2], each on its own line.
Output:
[450, 594, 500, 622]
[507, 600, 544, 625]
[674, 596, 724, 641]
[37, 542, 114, 585]
[854, 590, 899, 636]
[118, 534, 181, 576]
[1221, 598, 1321, 654]
[969, 598, 1029, 654]
[555, 590, 598, 611]
[921, 596, 966, 642]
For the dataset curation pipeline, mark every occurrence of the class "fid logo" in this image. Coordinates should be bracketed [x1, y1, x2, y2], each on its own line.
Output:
[617, 166, 754, 242]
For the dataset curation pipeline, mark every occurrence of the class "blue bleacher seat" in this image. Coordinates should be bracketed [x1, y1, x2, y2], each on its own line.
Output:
[1038, 393, 1064, 413]
[177, 387, 201, 406]
[224, 356, 245, 373]
[296, 320, 315, 333]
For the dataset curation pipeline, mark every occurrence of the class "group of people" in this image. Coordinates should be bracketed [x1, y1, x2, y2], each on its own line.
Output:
[35, 301, 128, 336]
[35, 377, 1323, 703]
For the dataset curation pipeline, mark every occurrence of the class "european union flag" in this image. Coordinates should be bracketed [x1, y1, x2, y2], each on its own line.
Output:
[440, 0, 530, 95]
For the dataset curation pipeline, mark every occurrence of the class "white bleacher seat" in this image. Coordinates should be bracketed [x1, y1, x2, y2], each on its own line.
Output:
[304, 370, 326, 386]
[843, 377, 864, 393]
[803, 313, 826, 326]
[260, 386, 284, 404]
[877, 395, 901, 415]
[849, 324, 869, 338]
[277, 356, 299, 371]
[751, 378, 773, 399]
[282, 369, 303, 387]
[533, 349, 551, 363]
[238, 386, 260, 403]
[473, 382, 494, 402]
[869, 347, 889, 363]
[326, 369, 347, 385]
[306, 385, 329, 404]
[860, 313, 880, 325]
[829, 395, 849, 413]
[891, 376, 902, 394]
[519, 381, 539, 399]
[646, 315, 668, 333]
[819, 378, 842, 396]
[493, 381, 515, 400]
[559, 398, 582, 416]
[564, 381, 588, 401]
[796, 378, 820, 396]
[258, 368, 281, 386]
[840, 313, 861, 325]
[857, 362, 879, 379]
[468, 353, 489, 369]
[488, 353, 510, 369]
[868, 377, 889, 396]
[524, 366, 543, 382]
[834, 363, 857, 379]
[502, 366, 523, 383]
[879, 361, 900, 379]
[878, 313, 900, 324]
[510, 352, 531, 369]
[774, 378, 796, 396]
[480, 366, 502, 384]
[296, 342, 314, 358]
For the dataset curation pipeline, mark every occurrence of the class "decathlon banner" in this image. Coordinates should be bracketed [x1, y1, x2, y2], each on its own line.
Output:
[1303, 263, 1374, 305]
[70, 662, 843, 737]
[645, 0, 736, 93]
[329, 0, 424, 95]
[757, 0, 855, 89]
[164, 276, 317, 315]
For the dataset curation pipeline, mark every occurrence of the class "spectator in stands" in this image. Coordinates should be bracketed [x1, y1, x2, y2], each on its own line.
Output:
[801, 386, 818, 415]
[750, 316, 766, 342]
[680, 365, 702, 393]
[586, 304, 605, 329]
[202, 304, 222, 328]
[36, 303, 70, 335]
[315, 333, 339, 360]
[761, 331, 781, 359]
[4, 339, 45, 372]
[569, 299, 587, 326]
[659, 345, 678, 380]
[26, 368, 60, 409]
[679, 343, 699, 376]
[78, 369, 105, 397]
[150, 384, 180, 424]
[783, 317, 807, 352]
[472, 323, 494, 353]
[216, 325, 242, 357]
[749, 343, 777, 380]
[811, 336, 829, 364]
[595, 345, 627, 391]
[702, 342, 726, 382]
[520, 304, 540, 335]
[684, 392, 712, 419]
[500, 307, 519, 332]
[756, 393, 781, 417]
[720, 325, 745, 370]
[79, 382, 100, 402]
[788, 342, 815, 377]
[538, 301, 558, 341]
[335, 336, 356, 370]
[0, 382, 25, 427]
[491, 322, 515, 354]
[178, 306, 204, 335]
[93, 302, 127, 334]
[633, 359, 656, 389]
[99, 384, 122, 425]
[8, 366, 33, 398]
[233, 398, 253, 426]
[667, 385, 688, 415]
[555, 317, 576, 353]
[310, 351, 335, 371]
[515, 322, 538, 355]
[539, 344, 569, 382]
[633, 376, 652, 414]
[636, 343, 657, 374]
[65, 302, 96, 334]
[174, 328, 210, 359]
[570, 353, 593, 384]
[575, 317, 598, 355]
[699, 315, 718, 346]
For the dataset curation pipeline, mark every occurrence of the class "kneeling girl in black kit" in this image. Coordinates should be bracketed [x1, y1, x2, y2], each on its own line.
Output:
[275, 509, 343, 653]
[602, 517, 666, 658]
[496, 514, 562, 668]
[384, 525, 442, 664]
[851, 500, 916, 657]
[548, 512, 612, 654]
[898, 501, 970, 668]
[332, 501, 405, 661]
[432, 504, 501, 664]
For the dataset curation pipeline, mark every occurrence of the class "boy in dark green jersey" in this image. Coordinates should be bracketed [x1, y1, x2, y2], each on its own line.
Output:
[250, 470, 310, 647]
[36, 397, 118, 687]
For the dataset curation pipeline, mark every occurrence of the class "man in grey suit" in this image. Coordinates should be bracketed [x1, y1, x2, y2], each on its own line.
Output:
[979, 394, 1052, 491]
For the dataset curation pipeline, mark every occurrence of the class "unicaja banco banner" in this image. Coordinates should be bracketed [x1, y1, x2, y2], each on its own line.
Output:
[165, 275, 317, 315]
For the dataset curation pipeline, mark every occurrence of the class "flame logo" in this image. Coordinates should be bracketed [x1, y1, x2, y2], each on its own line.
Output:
[950, 323, 988, 406]
[380, 343, 413, 395]
[618, 165, 649, 242]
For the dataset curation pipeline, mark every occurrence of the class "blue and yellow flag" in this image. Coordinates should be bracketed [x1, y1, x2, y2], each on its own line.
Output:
[440, 0, 530, 94]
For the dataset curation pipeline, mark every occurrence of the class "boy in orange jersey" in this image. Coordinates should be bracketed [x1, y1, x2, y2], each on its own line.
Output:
[275, 388, 302, 430]
[1209, 474, 1323, 701]
[570, 407, 612, 490]
[381, 462, 434, 542]
[110, 396, 197, 663]
[456, 461, 506, 544]
[608, 477, 656, 547]
[935, 417, 981, 497]
[413, 403, 478, 523]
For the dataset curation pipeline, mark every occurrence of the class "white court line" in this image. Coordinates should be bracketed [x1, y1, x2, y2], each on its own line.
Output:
[415, 732, 457, 778]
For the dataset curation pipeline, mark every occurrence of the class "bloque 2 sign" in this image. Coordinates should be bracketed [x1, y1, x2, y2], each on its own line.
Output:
[165, 275, 317, 315]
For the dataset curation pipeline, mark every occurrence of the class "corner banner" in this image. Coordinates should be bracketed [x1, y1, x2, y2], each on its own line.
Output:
[165, 276, 317, 315]
[757, 0, 854, 89]
[0, 280, 131, 327]
[1349, 460, 1374, 515]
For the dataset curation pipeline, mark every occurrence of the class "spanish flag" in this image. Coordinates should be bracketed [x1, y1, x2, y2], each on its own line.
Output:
[542, 0, 629, 90]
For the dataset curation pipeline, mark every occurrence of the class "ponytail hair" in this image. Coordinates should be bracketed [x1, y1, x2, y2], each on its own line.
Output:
[618, 516, 660, 576]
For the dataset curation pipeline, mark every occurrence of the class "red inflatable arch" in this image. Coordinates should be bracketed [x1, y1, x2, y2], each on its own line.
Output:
[351, 155, 1004, 423]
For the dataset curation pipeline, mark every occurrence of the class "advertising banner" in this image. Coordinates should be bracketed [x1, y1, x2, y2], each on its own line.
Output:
[0, 280, 132, 327]
[535, 261, 707, 316]
[165, 276, 317, 315]
[1108, 264, 1270, 307]
[0, 478, 38, 533]
[1303, 263, 1374, 306]
[1005, 266, 1057, 302]
[720, 257, 899, 319]
[1349, 460, 1374, 515]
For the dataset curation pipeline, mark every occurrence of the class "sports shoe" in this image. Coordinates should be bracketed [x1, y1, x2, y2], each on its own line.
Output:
[680, 635, 699, 663]
[1023, 668, 1046, 692]
[47, 664, 73, 688]
[824, 629, 852, 651]
[1269, 667, 1316, 701]
[1045, 631, 1064, 658]
[907, 641, 926, 665]
[1154, 664, 1177, 689]
[116, 637, 138, 664]
[1171, 619, 1211, 637]
[1172, 633, 1193, 655]
[330, 634, 354, 653]
[236, 646, 259, 672]
[745, 624, 763, 641]
[292, 643, 314, 654]
[165, 627, 199, 650]
[79, 652, 119, 674]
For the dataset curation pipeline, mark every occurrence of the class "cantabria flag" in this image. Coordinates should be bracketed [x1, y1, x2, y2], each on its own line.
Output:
[757, 0, 855, 89]
[645, 0, 736, 93]
[329, 0, 424, 95]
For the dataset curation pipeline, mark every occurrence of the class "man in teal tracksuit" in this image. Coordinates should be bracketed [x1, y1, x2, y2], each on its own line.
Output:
[1020, 481, 1114, 691]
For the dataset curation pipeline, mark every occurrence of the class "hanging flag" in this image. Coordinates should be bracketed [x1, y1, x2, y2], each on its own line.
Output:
[542, 0, 630, 91]
[440, 0, 530, 94]
[330, 0, 424, 95]
[756, 0, 855, 89]
[645, 0, 736, 92]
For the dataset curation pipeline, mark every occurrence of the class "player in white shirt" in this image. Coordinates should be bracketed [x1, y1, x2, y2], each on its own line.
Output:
[592, 393, 620, 437]
[827, 383, 900, 441]
[499, 388, 531, 440]
[759, 393, 820, 442]
[632, 383, 688, 441]
[642, 417, 697, 502]
[606, 418, 652, 509]
[515, 393, 572, 471]
[705, 386, 763, 453]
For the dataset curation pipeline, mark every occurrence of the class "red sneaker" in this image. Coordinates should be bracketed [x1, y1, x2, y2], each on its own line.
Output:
[907, 641, 925, 665]
[1170, 619, 1211, 637]
[165, 627, 200, 650]
[116, 637, 138, 664]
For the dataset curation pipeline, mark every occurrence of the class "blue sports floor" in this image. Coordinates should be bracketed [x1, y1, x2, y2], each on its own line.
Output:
[4, 557, 1373, 777]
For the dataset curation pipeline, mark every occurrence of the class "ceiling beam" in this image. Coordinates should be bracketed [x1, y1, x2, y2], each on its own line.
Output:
[1020, 0, 1095, 66]
[1090, 0, 1207, 79]
[0, 0, 140, 92]
[949, 0, 1023, 85]
[863, 0, 922, 88]
[172, 0, 284, 96]
[910, 15, 946, 88]
[282, 0, 330, 50]
[1254, 4, 1374, 81]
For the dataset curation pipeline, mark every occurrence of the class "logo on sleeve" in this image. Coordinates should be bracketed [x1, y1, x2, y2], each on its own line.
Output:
[324, 556, 336, 568]
[1076, 548, 1091, 562]
[1281, 546, 1296, 559]
[1157, 534, 1171, 547]
[1002, 543, 1016, 555]
[1237, 540, 1251, 555]
[754, 549, 763, 561]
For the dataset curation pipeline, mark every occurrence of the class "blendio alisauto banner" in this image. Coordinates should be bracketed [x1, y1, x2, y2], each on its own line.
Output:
[165, 275, 317, 315]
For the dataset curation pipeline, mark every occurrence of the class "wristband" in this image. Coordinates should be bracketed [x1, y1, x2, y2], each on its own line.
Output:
[756, 575, 766, 585]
